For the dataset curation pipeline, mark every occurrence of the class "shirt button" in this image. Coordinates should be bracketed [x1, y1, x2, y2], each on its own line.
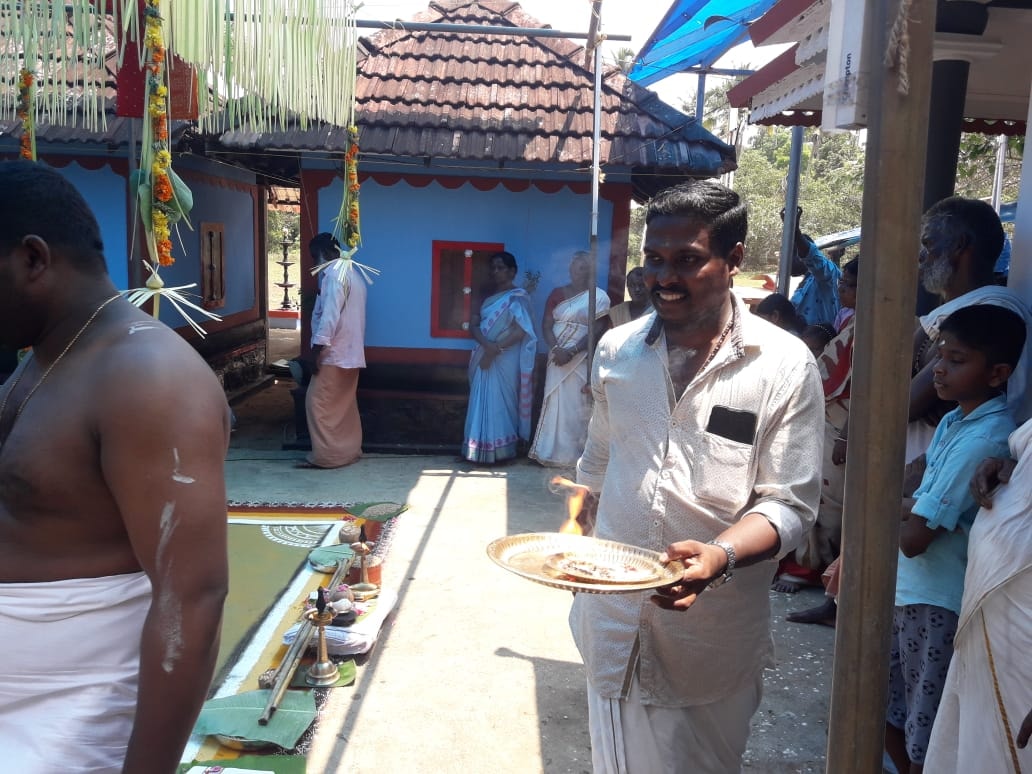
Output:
[653, 520, 660, 527]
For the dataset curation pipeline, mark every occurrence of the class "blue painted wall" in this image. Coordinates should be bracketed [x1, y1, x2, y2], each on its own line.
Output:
[154, 167, 259, 329]
[317, 177, 615, 351]
[43, 157, 260, 332]
[59, 162, 130, 290]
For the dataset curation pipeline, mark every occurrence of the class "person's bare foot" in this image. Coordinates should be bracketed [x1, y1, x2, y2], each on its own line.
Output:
[786, 598, 837, 626]
[771, 575, 804, 593]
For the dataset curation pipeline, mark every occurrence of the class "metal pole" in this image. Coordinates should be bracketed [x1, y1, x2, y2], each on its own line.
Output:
[991, 134, 1006, 211]
[825, 0, 935, 769]
[777, 125, 804, 297]
[696, 72, 707, 121]
[587, 34, 604, 375]
[354, 19, 630, 42]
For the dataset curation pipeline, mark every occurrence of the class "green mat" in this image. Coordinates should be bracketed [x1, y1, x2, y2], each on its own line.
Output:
[178, 754, 306, 773]
[216, 524, 331, 683]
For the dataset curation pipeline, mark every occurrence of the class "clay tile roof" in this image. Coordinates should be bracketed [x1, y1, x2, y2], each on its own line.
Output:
[219, 0, 736, 191]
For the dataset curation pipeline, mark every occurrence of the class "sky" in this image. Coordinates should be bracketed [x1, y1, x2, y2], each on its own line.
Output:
[355, 0, 789, 110]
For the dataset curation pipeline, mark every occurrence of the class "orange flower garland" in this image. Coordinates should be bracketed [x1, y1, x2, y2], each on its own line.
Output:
[17, 69, 35, 161]
[144, 0, 175, 266]
[344, 126, 361, 248]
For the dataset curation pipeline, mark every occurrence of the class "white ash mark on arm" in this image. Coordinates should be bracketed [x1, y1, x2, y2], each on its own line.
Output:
[155, 501, 184, 673]
[171, 448, 196, 484]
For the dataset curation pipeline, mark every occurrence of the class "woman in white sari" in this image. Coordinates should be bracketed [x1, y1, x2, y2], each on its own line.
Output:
[529, 251, 611, 467]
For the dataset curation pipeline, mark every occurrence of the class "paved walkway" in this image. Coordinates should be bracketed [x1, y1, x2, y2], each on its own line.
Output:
[225, 378, 835, 773]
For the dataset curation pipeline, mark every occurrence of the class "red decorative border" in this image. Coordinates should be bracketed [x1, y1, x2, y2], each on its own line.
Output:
[358, 171, 625, 200]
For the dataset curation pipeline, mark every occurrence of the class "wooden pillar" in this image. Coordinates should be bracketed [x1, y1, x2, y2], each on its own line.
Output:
[1010, 82, 1032, 301]
[298, 169, 323, 359]
[825, 0, 936, 770]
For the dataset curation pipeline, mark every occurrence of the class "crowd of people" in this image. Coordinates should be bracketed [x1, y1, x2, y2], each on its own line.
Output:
[463, 253, 653, 467]
[758, 196, 1032, 773]
[4, 159, 1031, 773]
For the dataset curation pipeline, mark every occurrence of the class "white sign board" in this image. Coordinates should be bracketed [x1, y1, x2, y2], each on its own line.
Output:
[822, 0, 870, 130]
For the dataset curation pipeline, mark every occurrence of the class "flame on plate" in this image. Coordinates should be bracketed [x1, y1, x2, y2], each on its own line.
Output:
[551, 476, 590, 536]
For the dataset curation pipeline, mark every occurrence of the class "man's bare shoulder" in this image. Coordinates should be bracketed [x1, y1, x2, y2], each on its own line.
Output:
[89, 309, 229, 420]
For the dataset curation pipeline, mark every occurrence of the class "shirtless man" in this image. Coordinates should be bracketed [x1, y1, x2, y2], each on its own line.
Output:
[0, 160, 230, 773]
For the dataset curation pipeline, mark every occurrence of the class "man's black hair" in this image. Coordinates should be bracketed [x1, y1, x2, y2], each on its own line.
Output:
[645, 180, 748, 259]
[491, 250, 518, 272]
[0, 160, 106, 273]
[939, 304, 1027, 370]
[309, 232, 342, 257]
[922, 197, 1005, 275]
[754, 292, 803, 331]
[842, 257, 859, 277]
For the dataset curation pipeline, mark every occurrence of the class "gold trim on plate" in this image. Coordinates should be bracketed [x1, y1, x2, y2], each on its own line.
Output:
[486, 533, 684, 594]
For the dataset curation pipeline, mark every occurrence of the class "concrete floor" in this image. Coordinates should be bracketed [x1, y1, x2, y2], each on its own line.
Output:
[222, 331, 835, 772]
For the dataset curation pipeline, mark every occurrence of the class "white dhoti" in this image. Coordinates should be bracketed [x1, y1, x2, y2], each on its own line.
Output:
[587, 671, 763, 774]
[0, 572, 152, 774]
[924, 417, 1032, 773]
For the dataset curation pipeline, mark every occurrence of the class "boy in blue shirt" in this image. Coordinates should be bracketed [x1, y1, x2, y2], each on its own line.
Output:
[885, 303, 1027, 774]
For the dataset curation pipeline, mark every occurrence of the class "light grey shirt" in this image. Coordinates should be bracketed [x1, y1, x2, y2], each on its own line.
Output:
[572, 295, 823, 706]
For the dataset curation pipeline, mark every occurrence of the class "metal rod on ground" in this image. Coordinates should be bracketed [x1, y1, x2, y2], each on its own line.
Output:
[258, 556, 353, 725]
[825, 0, 935, 769]
[777, 125, 804, 297]
[586, 28, 604, 375]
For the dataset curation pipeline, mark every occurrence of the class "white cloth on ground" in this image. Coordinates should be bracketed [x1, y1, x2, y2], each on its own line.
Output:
[587, 670, 763, 774]
[282, 587, 398, 656]
[924, 417, 1032, 773]
[0, 571, 152, 774]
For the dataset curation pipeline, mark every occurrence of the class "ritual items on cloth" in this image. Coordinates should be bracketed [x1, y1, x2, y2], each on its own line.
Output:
[283, 587, 399, 656]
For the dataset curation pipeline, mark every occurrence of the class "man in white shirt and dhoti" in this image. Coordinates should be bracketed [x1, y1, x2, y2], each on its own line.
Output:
[302, 232, 368, 469]
[573, 180, 824, 773]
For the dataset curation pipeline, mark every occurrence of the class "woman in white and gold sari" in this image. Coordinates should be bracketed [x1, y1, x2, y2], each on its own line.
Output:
[529, 251, 610, 467]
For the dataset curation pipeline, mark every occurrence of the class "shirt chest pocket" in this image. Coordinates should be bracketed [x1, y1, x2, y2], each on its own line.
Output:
[688, 432, 756, 514]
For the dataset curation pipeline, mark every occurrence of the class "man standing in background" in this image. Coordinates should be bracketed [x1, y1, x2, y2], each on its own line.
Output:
[301, 232, 368, 469]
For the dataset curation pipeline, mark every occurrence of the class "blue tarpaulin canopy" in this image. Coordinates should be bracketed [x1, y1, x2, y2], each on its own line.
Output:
[628, 0, 779, 87]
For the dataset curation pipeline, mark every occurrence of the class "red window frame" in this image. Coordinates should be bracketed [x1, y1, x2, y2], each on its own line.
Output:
[430, 240, 505, 338]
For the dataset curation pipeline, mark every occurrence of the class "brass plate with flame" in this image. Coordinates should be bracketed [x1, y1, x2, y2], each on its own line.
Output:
[486, 533, 684, 594]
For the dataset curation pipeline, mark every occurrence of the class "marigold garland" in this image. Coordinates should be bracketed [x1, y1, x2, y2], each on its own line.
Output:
[143, 0, 176, 267]
[17, 68, 35, 161]
[344, 126, 361, 249]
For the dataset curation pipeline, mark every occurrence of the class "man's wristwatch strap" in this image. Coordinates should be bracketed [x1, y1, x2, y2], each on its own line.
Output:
[706, 539, 736, 589]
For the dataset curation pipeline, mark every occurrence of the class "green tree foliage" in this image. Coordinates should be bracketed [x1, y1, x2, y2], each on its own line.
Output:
[609, 46, 636, 74]
[626, 203, 646, 267]
[954, 133, 1023, 204]
[734, 127, 865, 272]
